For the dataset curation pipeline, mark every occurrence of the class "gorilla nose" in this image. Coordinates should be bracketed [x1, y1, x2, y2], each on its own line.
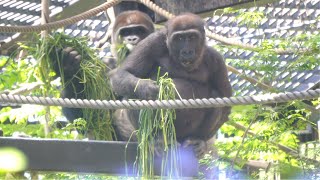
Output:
[128, 37, 138, 44]
[181, 49, 195, 58]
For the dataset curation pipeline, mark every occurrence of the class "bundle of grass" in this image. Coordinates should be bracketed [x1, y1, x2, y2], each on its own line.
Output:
[135, 70, 182, 178]
[116, 44, 130, 66]
[21, 32, 115, 140]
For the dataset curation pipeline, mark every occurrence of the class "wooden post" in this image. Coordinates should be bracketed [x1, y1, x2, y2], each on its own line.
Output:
[41, 0, 50, 38]
[318, 120, 320, 141]
[41, 0, 51, 137]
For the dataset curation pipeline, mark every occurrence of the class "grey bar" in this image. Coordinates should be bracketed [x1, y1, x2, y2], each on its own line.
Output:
[0, 137, 198, 176]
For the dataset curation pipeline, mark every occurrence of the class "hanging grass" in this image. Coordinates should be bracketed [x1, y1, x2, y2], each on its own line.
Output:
[135, 69, 182, 178]
[116, 44, 130, 66]
[21, 32, 116, 140]
[18, 34, 58, 137]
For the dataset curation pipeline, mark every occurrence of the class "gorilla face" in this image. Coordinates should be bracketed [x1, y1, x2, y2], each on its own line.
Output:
[112, 11, 154, 54]
[166, 14, 206, 72]
[168, 29, 204, 70]
[118, 25, 149, 50]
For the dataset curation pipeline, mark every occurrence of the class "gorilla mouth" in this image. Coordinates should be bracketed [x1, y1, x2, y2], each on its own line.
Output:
[126, 43, 135, 51]
[181, 59, 193, 66]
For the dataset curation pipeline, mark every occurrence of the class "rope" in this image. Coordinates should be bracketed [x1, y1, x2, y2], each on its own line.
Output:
[0, 0, 121, 33]
[137, 0, 308, 55]
[0, 89, 319, 110]
[138, 0, 175, 18]
[0, 0, 308, 54]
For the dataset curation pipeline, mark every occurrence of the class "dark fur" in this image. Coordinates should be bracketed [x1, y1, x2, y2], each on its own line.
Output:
[52, 11, 154, 123]
[110, 13, 232, 154]
[51, 47, 85, 121]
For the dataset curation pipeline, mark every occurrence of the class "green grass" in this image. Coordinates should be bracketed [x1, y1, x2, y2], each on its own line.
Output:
[136, 69, 182, 178]
[22, 32, 116, 140]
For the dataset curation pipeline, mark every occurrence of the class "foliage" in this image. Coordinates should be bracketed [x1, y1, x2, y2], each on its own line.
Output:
[235, 10, 265, 28]
[116, 43, 130, 66]
[136, 71, 181, 178]
[0, 56, 38, 92]
[0, 147, 28, 173]
[288, 33, 320, 71]
[205, 7, 320, 179]
[0, 2, 319, 179]
[18, 32, 116, 140]
[209, 102, 318, 179]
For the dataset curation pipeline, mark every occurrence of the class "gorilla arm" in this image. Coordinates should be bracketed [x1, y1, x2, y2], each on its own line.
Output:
[109, 30, 167, 100]
[206, 47, 232, 98]
[196, 47, 232, 139]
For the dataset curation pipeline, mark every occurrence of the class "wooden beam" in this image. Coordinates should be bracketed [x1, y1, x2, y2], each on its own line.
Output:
[0, 137, 198, 176]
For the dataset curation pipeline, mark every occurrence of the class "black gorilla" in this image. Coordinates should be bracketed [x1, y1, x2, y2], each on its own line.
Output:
[109, 13, 232, 157]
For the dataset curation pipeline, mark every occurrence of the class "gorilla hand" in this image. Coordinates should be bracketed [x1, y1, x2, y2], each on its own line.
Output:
[62, 47, 82, 74]
[154, 138, 181, 157]
[135, 79, 159, 100]
[182, 138, 207, 158]
[51, 47, 82, 78]
[102, 56, 117, 70]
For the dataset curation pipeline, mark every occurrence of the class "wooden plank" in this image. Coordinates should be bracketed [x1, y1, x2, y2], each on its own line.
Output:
[0, 137, 198, 176]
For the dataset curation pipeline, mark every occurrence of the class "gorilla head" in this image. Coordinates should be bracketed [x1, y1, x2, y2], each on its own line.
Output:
[166, 13, 206, 71]
[112, 10, 154, 51]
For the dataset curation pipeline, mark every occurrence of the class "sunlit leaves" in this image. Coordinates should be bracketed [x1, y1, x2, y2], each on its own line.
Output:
[0, 147, 28, 173]
[235, 11, 265, 28]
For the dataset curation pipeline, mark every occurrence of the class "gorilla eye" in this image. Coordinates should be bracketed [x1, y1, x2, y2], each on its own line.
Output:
[176, 36, 183, 41]
[190, 34, 196, 39]
[122, 31, 129, 36]
[134, 27, 146, 35]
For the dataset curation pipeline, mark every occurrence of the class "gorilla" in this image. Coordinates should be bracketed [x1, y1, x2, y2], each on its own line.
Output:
[51, 10, 154, 123]
[109, 13, 232, 157]
[105, 10, 155, 69]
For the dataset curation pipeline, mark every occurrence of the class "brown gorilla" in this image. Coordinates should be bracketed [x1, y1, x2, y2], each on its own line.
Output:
[109, 13, 232, 157]
[105, 10, 155, 69]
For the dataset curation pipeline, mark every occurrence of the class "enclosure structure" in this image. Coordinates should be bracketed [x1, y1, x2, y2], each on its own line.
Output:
[1, 0, 319, 97]
[0, 0, 319, 178]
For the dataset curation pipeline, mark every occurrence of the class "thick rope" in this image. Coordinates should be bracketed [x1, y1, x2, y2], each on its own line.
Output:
[0, 0, 121, 33]
[137, 0, 309, 55]
[0, 89, 319, 110]
[0, 0, 309, 55]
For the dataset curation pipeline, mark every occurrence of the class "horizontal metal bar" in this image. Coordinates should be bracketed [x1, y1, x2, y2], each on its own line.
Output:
[0, 137, 198, 176]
